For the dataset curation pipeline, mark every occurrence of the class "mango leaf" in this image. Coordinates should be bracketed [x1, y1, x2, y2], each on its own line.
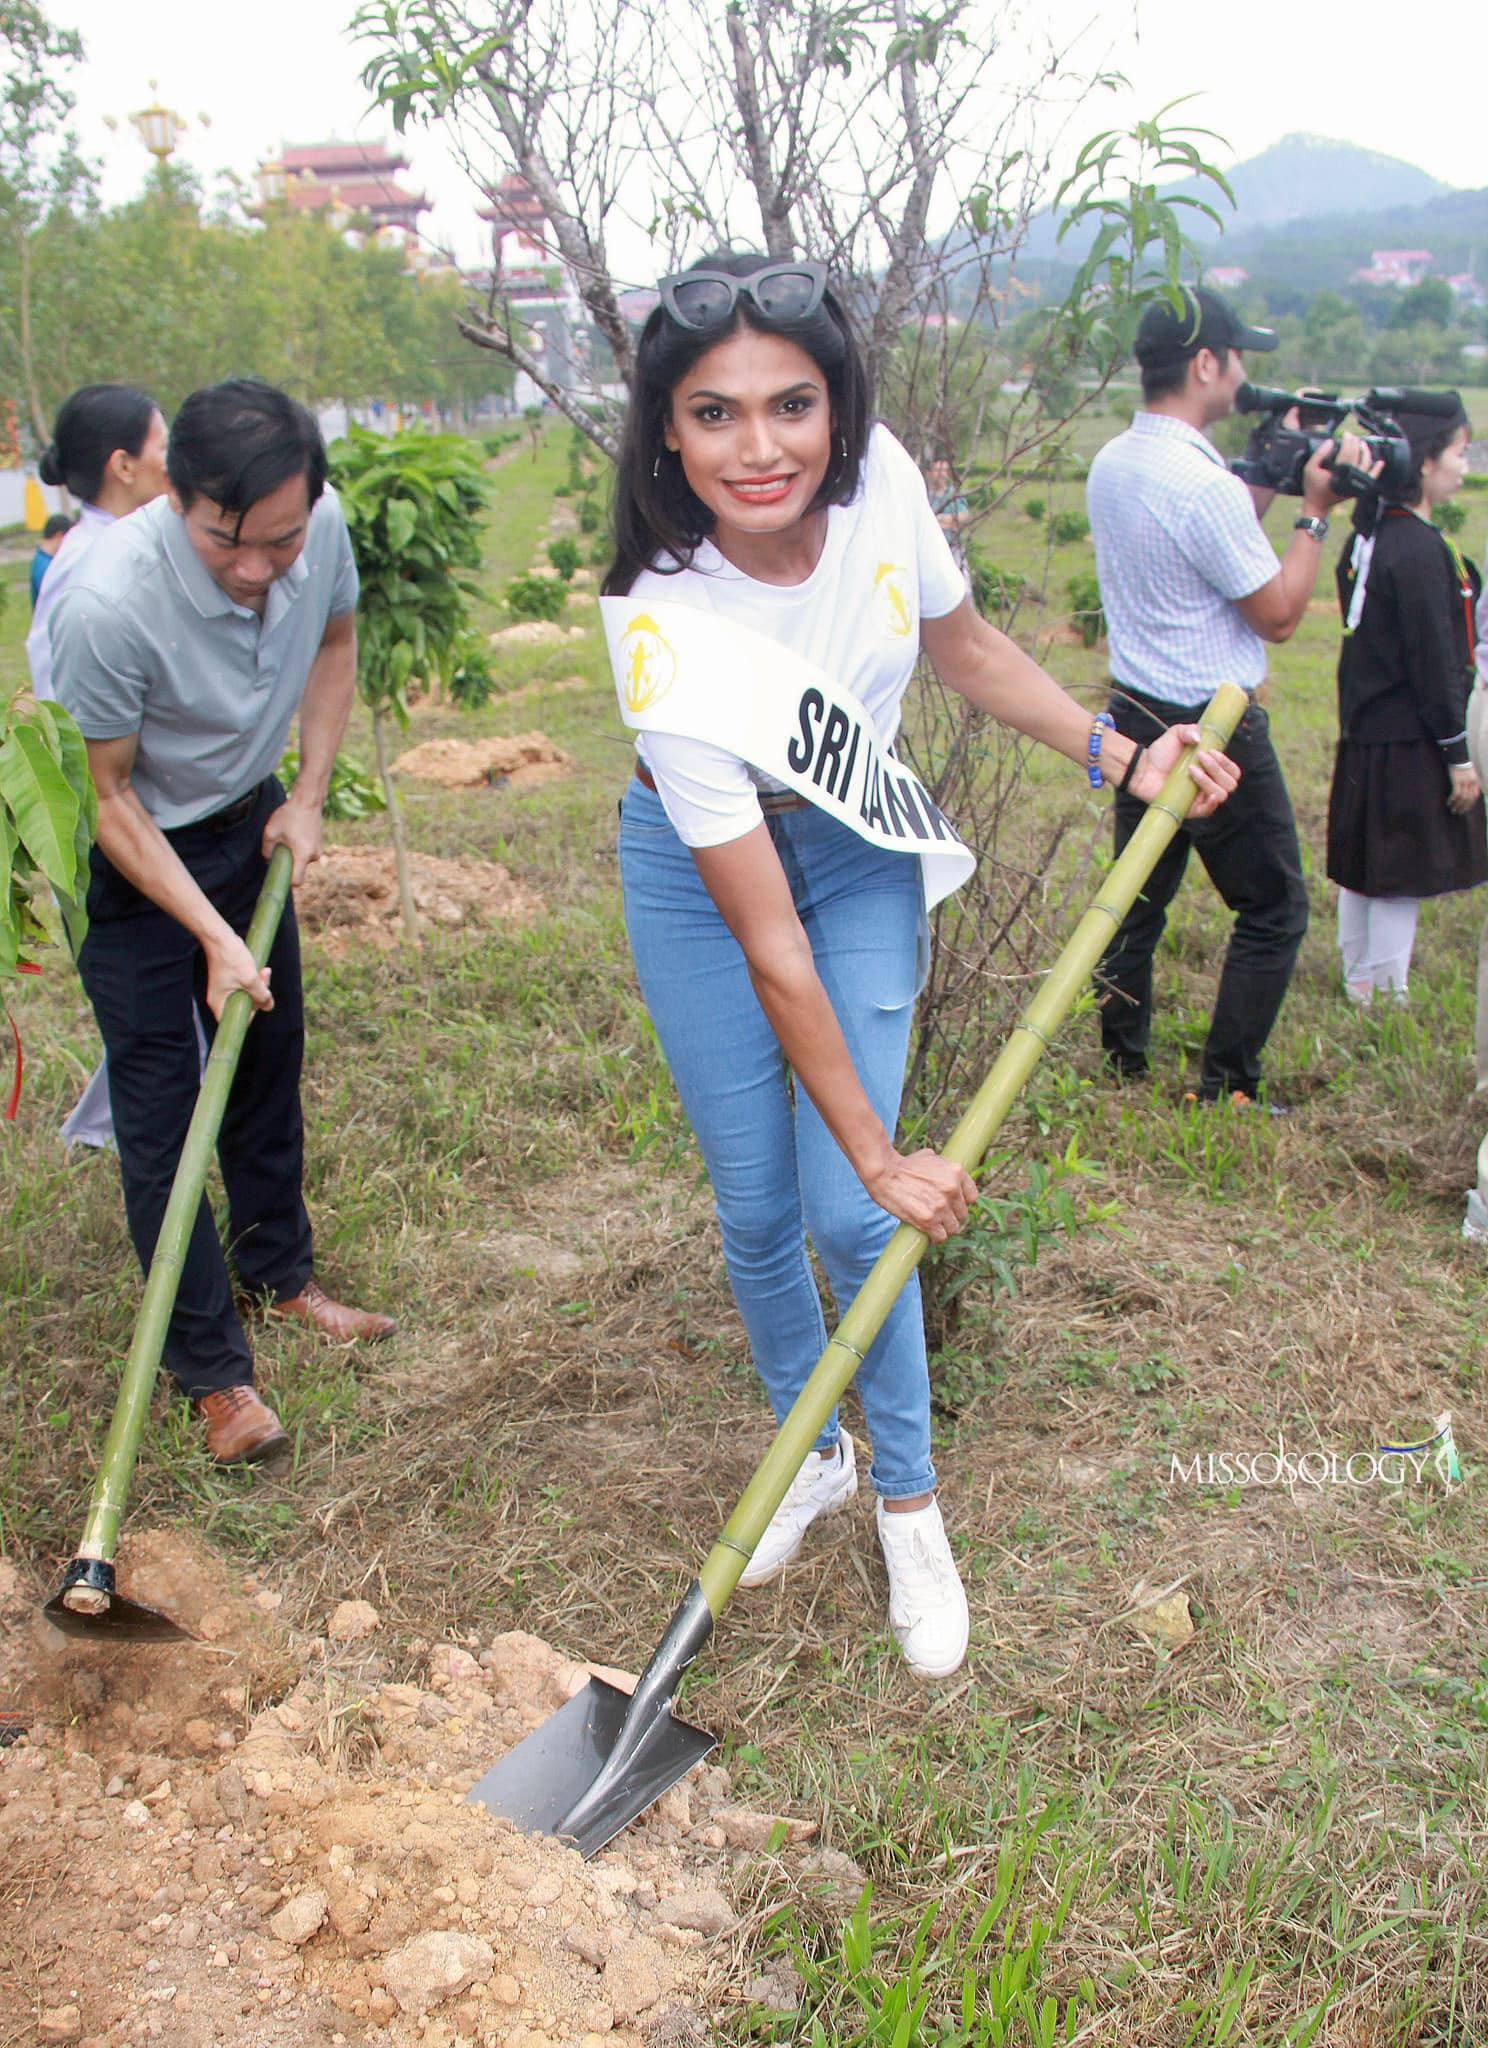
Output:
[0, 816, 17, 978]
[0, 722, 82, 899]
[385, 497, 419, 552]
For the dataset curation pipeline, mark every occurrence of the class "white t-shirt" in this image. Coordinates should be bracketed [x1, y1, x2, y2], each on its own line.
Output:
[632, 424, 966, 846]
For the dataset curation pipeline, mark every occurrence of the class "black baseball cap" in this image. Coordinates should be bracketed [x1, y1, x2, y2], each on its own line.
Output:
[1134, 286, 1278, 367]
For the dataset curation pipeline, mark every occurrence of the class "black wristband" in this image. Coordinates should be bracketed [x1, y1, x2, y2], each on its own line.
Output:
[1117, 743, 1145, 795]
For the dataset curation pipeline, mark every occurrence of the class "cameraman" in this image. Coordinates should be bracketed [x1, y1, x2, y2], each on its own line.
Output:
[1088, 286, 1372, 1107]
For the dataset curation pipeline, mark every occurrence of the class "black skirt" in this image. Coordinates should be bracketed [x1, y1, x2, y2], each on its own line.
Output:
[1326, 738, 1488, 899]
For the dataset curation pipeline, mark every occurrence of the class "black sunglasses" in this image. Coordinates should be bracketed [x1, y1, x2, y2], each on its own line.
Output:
[657, 261, 829, 333]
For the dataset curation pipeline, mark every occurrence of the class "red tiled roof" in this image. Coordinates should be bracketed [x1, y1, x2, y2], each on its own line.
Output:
[282, 141, 410, 176]
[287, 176, 428, 216]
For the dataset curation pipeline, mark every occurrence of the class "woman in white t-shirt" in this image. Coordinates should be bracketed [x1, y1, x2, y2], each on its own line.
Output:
[607, 254, 1236, 1678]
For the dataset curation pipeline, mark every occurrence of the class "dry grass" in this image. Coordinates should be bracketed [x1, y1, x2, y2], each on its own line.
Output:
[3, 428, 1488, 2040]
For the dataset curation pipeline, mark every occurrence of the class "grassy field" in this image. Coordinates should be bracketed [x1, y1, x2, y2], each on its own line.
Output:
[5, 415, 1488, 2043]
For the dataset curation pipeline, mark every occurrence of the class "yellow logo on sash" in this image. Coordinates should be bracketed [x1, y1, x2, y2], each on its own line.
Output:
[873, 563, 912, 639]
[619, 612, 678, 712]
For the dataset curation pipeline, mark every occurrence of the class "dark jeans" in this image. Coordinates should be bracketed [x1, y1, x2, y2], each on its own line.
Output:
[1096, 688, 1309, 1099]
[77, 780, 313, 1398]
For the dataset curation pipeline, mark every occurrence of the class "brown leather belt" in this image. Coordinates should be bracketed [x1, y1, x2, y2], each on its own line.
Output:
[632, 759, 806, 814]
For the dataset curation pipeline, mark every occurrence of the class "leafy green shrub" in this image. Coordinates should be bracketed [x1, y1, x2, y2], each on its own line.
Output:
[965, 544, 1027, 622]
[1434, 499, 1468, 535]
[546, 536, 581, 582]
[578, 495, 601, 534]
[1065, 570, 1106, 649]
[1049, 508, 1090, 546]
[278, 746, 386, 821]
[552, 483, 572, 498]
[0, 691, 93, 976]
[1024, 495, 1046, 522]
[588, 538, 609, 567]
[329, 425, 490, 940]
[504, 572, 567, 623]
[448, 636, 498, 710]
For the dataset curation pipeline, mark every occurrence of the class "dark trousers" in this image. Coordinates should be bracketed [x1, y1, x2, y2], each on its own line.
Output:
[1096, 689, 1309, 1099]
[76, 780, 313, 1399]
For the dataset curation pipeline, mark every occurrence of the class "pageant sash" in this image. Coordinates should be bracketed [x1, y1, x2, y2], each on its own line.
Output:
[602, 596, 974, 910]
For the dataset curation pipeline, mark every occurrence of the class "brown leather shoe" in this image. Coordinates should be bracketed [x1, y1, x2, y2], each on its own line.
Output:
[197, 1385, 290, 1465]
[268, 1276, 397, 1344]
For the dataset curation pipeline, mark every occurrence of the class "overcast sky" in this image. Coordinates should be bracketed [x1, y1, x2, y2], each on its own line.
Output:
[46, 0, 1488, 283]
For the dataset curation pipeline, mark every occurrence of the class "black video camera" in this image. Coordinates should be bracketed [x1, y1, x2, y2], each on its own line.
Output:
[1230, 384, 1414, 502]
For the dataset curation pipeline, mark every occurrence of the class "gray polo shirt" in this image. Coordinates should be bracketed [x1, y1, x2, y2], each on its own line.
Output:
[51, 489, 359, 829]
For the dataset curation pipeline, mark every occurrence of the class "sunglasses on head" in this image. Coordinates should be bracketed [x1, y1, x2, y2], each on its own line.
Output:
[657, 260, 829, 333]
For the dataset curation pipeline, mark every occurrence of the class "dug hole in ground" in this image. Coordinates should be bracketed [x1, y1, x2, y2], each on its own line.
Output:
[0, 1533, 844, 2048]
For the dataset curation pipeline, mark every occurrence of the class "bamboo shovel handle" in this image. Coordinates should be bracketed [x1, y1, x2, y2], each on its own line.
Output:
[699, 683, 1248, 1616]
[66, 844, 295, 1598]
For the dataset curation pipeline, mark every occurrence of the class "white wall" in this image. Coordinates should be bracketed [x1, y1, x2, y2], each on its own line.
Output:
[0, 471, 64, 529]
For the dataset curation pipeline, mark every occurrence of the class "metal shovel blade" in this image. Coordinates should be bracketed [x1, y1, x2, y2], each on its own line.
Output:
[467, 1676, 715, 1858]
[41, 1558, 190, 1642]
[467, 1581, 716, 1858]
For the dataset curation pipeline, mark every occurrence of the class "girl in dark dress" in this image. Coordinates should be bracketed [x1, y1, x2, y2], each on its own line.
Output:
[1326, 391, 1482, 1002]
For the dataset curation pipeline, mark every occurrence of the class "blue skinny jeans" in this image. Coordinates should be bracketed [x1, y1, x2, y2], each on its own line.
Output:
[619, 777, 935, 1499]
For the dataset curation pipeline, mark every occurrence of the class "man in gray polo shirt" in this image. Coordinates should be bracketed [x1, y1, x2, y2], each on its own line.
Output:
[1088, 286, 1369, 1107]
[51, 378, 395, 1465]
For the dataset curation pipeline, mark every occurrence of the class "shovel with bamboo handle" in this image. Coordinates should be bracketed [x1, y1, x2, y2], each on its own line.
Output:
[466, 683, 1247, 1855]
[42, 843, 294, 1641]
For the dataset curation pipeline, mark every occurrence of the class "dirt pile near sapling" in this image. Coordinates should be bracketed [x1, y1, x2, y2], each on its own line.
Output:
[295, 849, 542, 947]
[1, 1552, 839, 2048]
[392, 733, 572, 793]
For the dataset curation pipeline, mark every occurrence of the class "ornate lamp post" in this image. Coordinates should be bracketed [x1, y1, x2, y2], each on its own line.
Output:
[130, 82, 188, 161]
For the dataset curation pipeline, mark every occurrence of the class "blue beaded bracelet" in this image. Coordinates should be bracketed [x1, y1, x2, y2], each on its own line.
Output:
[1086, 710, 1115, 789]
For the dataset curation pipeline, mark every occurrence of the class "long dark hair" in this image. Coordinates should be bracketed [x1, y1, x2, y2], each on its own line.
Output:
[604, 251, 872, 597]
[38, 384, 158, 503]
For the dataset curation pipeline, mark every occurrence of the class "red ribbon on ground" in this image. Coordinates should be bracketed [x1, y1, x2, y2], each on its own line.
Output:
[3, 962, 43, 1123]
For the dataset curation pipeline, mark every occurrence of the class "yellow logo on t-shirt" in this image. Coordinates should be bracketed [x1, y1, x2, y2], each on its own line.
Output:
[619, 612, 678, 712]
[873, 563, 913, 639]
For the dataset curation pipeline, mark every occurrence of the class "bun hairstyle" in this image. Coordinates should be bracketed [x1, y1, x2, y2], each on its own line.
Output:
[39, 384, 158, 502]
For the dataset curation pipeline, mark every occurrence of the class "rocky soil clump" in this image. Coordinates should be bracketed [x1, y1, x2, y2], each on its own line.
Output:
[391, 733, 571, 793]
[1, 1546, 841, 2047]
[294, 849, 542, 947]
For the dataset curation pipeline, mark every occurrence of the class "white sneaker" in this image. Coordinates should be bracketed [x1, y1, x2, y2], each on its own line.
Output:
[1464, 1189, 1488, 1244]
[876, 1496, 969, 1679]
[737, 1430, 858, 1587]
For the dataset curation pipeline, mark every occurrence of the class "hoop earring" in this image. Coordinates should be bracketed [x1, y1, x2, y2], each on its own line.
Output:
[653, 454, 661, 479]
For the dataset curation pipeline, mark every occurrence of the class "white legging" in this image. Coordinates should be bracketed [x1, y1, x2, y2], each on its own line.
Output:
[1336, 888, 1419, 998]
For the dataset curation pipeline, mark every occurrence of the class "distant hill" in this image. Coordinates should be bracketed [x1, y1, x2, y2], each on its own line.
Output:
[1173, 133, 1449, 235]
[1013, 133, 1456, 273]
[1217, 184, 1488, 302]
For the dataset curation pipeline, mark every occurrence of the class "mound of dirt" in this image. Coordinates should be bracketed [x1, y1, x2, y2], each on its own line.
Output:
[1, 1545, 834, 2048]
[296, 850, 541, 948]
[393, 733, 571, 793]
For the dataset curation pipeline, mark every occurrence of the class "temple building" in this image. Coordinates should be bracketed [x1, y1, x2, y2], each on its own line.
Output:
[475, 174, 588, 392]
[253, 140, 430, 254]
